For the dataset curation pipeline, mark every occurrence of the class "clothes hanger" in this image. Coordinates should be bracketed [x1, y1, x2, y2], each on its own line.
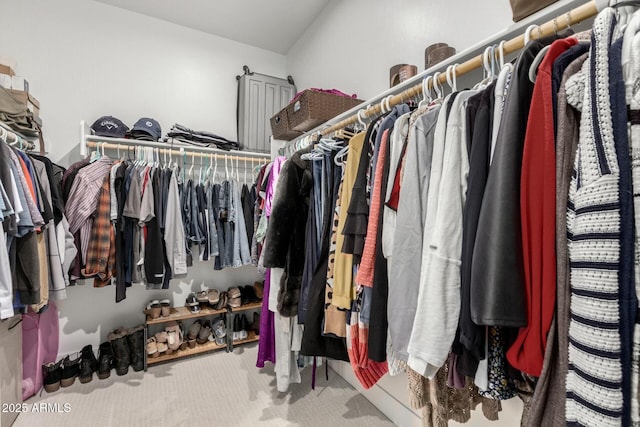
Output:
[523, 24, 540, 46]
[498, 40, 508, 69]
[225, 155, 229, 180]
[418, 75, 434, 108]
[432, 71, 444, 101]
[446, 64, 458, 93]
[188, 151, 195, 179]
[356, 109, 368, 132]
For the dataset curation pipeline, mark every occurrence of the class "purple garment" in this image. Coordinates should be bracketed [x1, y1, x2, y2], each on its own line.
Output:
[264, 156, 286, 218]
[257, 268, 276, 367]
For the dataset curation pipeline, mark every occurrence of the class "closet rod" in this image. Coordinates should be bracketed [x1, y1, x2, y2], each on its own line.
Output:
[0, 120, 36, 151]
[85, 141, 271, 163]
[283, 0, 603, 156]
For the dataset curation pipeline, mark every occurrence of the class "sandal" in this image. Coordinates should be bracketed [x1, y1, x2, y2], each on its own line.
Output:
[160, 299, 171, 317]
[207, 288, 220, 305]
[165, 321, 183, 351]
[155, 332, 168, 354]
[196, 289, 209, 304]
[145, 300, 161, 319]
[147, 337, 159, 358]
[215, 292, 228, 310]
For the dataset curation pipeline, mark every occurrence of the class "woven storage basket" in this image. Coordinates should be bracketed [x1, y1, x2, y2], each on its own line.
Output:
[288, 90, 362, 132]
[270, 108, 302, 141]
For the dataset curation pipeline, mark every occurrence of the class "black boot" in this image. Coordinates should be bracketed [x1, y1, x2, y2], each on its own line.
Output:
[126, 325, 145, 372]
[108, 329, 130, 376]
[60, 353, 81, 387]
[42, 360, 62, 393]
[97, 342, 114, 380]
[79, 345, 98, 383]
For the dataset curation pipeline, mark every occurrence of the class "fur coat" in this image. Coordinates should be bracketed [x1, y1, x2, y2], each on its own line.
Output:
[263, 150, 312, 317]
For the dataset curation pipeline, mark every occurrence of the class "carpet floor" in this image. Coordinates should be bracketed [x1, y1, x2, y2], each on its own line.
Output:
[14, 343, 392, 427]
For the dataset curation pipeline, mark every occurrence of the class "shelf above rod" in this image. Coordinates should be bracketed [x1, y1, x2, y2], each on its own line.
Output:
[84, 135, 270, 159]
[85, 140, 271, 163]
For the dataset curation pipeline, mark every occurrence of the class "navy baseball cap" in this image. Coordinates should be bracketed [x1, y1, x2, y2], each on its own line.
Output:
[90, 116, 129, 138]
[129, 117, 162, 141]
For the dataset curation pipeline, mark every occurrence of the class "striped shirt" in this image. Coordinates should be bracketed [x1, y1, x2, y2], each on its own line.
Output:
[66, 156, 112, 264]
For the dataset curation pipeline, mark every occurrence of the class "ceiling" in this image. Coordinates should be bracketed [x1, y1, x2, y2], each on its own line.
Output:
[94, 0, 330, 54]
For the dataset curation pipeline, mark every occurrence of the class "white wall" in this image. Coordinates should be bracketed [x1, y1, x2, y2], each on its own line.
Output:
[286, 0, 513, 101]
[0, 0, 288, 166]
[287, 1, 522, 426]
[0, 0, 283, 355]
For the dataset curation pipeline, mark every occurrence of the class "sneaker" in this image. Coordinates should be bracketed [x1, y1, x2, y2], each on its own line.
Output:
[79, 345, 98, 384]
[60, 353, 81, 387]
[97, 342, 113, 380]
[42, 360, 62, 393]
[212, 318, 226, 346]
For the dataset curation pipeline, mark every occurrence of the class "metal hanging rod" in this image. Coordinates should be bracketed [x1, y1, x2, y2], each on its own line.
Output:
[86, 141, 271, 164]
[281, 0, 606, 157]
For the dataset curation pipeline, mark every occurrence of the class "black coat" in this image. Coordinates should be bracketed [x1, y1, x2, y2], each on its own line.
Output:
[263, 151, 312, 317]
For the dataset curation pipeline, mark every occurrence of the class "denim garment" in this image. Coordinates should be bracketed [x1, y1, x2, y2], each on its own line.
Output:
[230, 179, 251, 267]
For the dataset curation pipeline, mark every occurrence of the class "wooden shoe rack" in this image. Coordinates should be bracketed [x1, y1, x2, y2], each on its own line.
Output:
[145, 302, 262, 367]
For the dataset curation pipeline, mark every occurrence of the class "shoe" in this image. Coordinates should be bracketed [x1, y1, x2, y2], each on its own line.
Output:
[97, 342, 114, 380]
[197, 320, 212, 345]
[196, 289, 209, 304]
[155, 332, 169, 354]
[227, 286, 241, 299]
[145, 300, 161, 319]
[108, 329, 131, 376]
[42, 360, 62, 393]
[207, 288, 220, 305]
[165, 321, 183, 351]
[127, 325, 145, 372]
[187, 320, 202, 341]
[249, 312, 260, 336]
[243, 285, 260, 303]
[147, 337, 159, 358]
[186, 293, 198, 306]
[186, 293, 200, 313]
[160, 299, 171, 317]
[239, 286, 250, 306]
[60, 353, 81, 387]
[212, 317, 226, 346]
[215, 291, 228, 310]
[253, 281, 264, 299]
[228, 296, 241, 308]
[79, 345, 98, 384]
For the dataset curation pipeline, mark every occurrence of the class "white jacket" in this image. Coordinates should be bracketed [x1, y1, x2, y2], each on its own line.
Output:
[164, 172, 187, 275]
[408, 90, 476, 378]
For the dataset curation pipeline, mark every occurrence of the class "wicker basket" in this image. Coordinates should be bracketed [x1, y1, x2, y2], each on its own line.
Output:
[288, 90, 362, 132]
[270, 108, 302, 141]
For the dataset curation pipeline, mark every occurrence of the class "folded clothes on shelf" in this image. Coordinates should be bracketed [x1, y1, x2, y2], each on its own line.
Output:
[166, 123, 240, 151]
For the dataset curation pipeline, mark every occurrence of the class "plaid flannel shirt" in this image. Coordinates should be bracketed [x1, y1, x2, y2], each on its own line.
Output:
[82, 173, 115, 287]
